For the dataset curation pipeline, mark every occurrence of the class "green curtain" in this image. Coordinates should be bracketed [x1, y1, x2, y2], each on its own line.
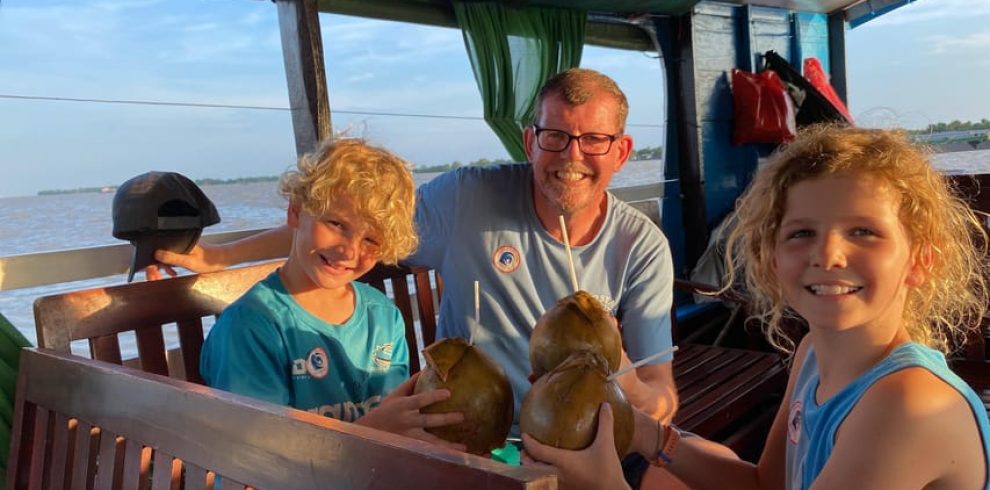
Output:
[453, 2, 586, 162]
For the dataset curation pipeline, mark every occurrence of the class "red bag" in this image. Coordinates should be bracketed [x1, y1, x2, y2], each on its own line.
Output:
[803, 57, 854, 124]
[730, 68, 796, 145]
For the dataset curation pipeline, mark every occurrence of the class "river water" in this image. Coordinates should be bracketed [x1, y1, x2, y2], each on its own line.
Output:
[3, 151, 990, 348]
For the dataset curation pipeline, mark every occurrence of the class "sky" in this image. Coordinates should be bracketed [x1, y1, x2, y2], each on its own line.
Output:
[0, 0, 987, 198]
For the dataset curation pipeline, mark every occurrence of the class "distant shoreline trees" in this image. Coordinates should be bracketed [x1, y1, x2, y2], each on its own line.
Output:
[909, 119, 990, 134]
[40, 145, 664, 195]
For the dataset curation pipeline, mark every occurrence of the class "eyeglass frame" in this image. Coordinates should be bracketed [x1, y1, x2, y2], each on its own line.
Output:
[531, 125, 623, 156]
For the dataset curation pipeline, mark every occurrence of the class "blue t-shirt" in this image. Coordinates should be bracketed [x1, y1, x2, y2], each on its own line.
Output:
[201, 271, 409, 422]
[785, 342, 990, 490]
[408, 164, 674, 427]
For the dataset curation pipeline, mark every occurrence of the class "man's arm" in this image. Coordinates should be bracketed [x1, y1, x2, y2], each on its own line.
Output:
[615, 357, 677, 423]
[153, 224, 293, 275]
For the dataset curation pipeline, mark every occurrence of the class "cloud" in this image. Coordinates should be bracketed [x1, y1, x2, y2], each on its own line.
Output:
[927, 32, 990, 54]
[863, 0, 990, 27]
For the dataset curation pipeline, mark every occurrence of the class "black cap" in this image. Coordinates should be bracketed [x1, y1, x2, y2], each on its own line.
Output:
[112, 171, 220, 282]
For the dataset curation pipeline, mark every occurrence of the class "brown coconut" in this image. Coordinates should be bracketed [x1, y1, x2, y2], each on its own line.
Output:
[413, 337, 514, 455]
[529, 290, 621, 378]
[519, 350, 634, 457]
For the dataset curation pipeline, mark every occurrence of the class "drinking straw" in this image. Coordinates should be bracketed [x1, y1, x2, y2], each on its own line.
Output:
[607, 346, 680, 381]
[558, 215, 580, 293]
[474, 280, 480, 324]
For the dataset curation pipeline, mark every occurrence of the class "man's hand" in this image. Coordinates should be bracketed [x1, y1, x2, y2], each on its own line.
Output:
[144, 242, 228, 281]
[355, 373, 467, 451]
[521, 403, 631, 490]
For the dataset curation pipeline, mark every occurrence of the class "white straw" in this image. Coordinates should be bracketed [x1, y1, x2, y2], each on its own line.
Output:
[558, 215, 580, 293]
[473, 280, 480, 324]
[607, 346, 679, 381]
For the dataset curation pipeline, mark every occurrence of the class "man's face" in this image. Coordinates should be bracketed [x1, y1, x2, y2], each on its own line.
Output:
[524, 92, 633, 216]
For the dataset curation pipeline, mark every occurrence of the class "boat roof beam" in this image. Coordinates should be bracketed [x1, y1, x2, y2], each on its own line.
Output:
[316, 0, 656, 51]
[278, 0, 333, 156]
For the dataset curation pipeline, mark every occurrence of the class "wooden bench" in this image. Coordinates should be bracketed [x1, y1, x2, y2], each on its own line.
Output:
[668, 280, 787, 460]
[32, 255, 786, 460]
[6, 348, 555, 490]
[33, 260, 441, 378]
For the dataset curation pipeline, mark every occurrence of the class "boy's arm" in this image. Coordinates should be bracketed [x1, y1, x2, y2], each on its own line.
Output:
[154, 225, 293, 275]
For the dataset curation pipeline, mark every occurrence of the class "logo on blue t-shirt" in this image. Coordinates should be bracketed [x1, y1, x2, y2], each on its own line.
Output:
[492, 245, 521, 273]
[788, 399, 802, 445]
[371, 343, 394, 370]
[306, 347, 330, 379]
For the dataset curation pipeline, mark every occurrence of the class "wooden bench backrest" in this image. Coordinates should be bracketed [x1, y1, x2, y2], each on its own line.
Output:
[33, 261, 442, 382]
[6, 348, 555, 490]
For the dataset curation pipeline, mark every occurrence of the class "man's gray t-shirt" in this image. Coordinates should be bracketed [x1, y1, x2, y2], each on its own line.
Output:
[408, 163, 674, 427]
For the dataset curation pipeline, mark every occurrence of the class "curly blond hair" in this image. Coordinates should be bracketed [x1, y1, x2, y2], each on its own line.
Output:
[724, 125, 988, 354]
[279, 138, 418, 265]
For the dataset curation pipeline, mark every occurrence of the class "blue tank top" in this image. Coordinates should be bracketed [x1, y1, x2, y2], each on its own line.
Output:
[785, 342, 990, 490]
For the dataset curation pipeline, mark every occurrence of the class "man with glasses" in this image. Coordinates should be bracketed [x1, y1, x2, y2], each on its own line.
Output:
[412, 68, 676, 427]
[153, 69, 676, 469]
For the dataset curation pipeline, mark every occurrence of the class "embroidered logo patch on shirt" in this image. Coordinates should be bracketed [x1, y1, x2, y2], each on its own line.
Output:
[306, 347, 329, 379]
[492, 245, 521, 273]
[291, 358, 307, 376]
[371, 343, 394, 370]
[788, 399, 803, 445]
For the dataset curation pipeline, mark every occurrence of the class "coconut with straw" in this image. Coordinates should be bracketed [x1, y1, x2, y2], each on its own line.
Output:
[413, 281, 513, 455]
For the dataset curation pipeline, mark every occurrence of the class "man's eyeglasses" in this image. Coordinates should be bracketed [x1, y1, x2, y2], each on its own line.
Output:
[532, 125, 621, 156]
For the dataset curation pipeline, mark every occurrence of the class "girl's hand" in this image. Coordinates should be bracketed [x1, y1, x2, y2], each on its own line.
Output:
[521, 403, 631, 490]
[356, 373, 467, 451]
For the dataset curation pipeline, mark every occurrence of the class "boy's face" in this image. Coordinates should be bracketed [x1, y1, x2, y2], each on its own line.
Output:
[284, 194, 381, 294]
[773, 174, 925, 336]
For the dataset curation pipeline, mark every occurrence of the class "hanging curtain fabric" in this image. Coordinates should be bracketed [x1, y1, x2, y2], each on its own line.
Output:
[453, 2, 586, 162]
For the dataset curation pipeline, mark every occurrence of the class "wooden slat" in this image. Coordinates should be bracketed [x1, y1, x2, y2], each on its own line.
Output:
[176, 318, 206, 384]
[121, 442, 148, 490]
[28, 407, 50, 490]
[134, 325, 169, 376]
[149, 451, 176, 490]
[90, 335, 123, 365]
[45, 413, 72, 490]
[390, 274, 420, 373]
[183, 463, 208, 490]
[8, 349, 556, 490]
[413, 269, 437, 346]
[93, 431, 119, 490]
[670, 344, 786, 438]
[67, 422, 97, 490]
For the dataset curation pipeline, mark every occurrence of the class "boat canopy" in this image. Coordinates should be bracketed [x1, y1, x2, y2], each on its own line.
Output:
[316, 0, 918, 50]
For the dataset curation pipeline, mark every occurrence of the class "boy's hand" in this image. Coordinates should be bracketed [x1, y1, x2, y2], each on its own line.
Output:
[356, 373, 467, 452]
[521, 403, 630, 490]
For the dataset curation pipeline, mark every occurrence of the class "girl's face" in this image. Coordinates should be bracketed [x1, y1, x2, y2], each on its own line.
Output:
[773, 174, 925, 334]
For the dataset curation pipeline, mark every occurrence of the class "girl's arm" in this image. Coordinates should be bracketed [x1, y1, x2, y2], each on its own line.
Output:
[808, 367, 986, 489]
[522, 339, 809, 490]
[640, 338, 811, 490]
